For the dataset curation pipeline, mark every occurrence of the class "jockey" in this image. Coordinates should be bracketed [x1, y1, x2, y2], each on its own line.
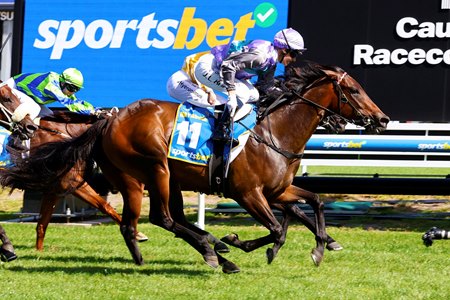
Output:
[167, 28, 306, 143]
[4, 68, 97, 122]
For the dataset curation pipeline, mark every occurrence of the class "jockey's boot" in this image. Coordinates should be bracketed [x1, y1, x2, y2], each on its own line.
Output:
[212, 108, 238, 145]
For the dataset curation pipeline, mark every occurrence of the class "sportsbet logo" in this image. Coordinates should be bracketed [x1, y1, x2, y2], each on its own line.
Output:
[33, 7, 263, 59]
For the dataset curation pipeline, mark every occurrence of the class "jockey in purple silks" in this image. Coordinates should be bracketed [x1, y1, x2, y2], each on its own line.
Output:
[167, 28, 306, 143]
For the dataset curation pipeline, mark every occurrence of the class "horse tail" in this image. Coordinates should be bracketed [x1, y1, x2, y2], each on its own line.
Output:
[0, 118, 109, 192]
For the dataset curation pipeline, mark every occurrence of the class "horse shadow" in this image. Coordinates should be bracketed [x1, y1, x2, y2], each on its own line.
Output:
[8, 253, 212, 276]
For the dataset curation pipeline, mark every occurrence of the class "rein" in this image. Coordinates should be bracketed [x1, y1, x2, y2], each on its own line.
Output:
[238, 121, 303, 160]
[0, 103, 15, 130]
[0, 85, 21, 131]
[249, 71, 369, 160]
[37, 125, 72, 139]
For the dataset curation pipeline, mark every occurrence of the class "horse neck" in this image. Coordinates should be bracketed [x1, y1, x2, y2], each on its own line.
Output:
[258, 96, 325, 154]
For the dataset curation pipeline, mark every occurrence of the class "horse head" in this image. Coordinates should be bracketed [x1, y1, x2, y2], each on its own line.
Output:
[0, 84, 38, 139]
[287, 64, 390, 134]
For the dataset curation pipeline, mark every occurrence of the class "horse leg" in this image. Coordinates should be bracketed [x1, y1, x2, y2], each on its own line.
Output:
[167, 180, 238, 273]
[266, 209, 291, 264]
[113, 174, 146, 265]
[221, 188, 284, 263]
[97, 158, 148, 242]
[61, 170, 144, 265]
[280, 203, 343, 251]
[75, 181, 143, 265]
[72, 182, 122, 225]
[0, 225, 17, 262]
[167, 187, 229, 253]
[148, 173, 219, 269]
[272, 185, 327, 266]
[36, 193, 60, 251]
[271, 203, 343, 251]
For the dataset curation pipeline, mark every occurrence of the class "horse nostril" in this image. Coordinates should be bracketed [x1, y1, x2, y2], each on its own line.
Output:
[379, 117, 390, 126]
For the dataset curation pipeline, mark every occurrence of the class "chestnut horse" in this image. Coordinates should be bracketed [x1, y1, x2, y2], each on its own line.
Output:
[27, 112, 126, 251]
[0, 83, 40, 262]
[0, 64, 389, 272]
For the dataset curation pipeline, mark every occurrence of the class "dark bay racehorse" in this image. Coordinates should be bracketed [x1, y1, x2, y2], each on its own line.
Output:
[0, 64, 389, 272]
[0, 83, 39, 262]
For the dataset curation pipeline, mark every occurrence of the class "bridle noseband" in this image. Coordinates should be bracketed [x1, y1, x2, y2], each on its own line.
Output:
[291, 72, 374, 127]
[245, 70, 375, 160]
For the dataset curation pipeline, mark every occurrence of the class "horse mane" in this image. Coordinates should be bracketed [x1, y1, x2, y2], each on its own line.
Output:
[42, 110, 99, 124]
[284, 62, 344, 93]
[257, 63, 344, 120]
[0, 118, 109, 191]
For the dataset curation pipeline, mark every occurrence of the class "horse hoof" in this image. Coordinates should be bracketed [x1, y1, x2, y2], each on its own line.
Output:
[310, 249, 323, 267]
[220, 233, 238, 245]
[0, 247, 17, 262]
[204, 254, 219, 269]
[214, 242, 230, 253]
[134, 255, 144, 266]
[222, 261, 240, 274]
[326, 241, 343, 251]
[266, 248, 275, 264]
[136, 232, 149, 243]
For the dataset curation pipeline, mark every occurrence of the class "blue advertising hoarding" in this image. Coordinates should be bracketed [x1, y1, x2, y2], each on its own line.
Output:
[21, 1, 288, 108]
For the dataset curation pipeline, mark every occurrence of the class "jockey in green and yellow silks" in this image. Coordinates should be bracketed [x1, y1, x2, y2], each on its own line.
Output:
[4, 68, 96, 122]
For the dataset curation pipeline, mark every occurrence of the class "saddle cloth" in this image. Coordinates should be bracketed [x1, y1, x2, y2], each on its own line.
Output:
[167, 102, 257, 166]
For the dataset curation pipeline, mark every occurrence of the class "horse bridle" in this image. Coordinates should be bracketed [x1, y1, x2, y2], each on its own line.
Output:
[0, 86, 25, 133]
[242, 71, 375, 160]
[290, 72, 373, 127]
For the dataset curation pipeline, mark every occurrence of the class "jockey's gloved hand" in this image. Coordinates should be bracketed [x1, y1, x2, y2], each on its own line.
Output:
[92, 108, 112, 119]
[227, 93, 237, 118]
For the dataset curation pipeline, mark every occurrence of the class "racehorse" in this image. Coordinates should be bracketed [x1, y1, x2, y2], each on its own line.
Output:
[0, 83, 40, 262]
[9, 111, 148, 255]
[27, 112, 124, 251]
[0, 63, 389, 272]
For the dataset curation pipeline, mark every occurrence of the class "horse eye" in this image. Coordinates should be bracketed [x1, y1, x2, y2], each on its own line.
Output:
[348, 88, 359, 95]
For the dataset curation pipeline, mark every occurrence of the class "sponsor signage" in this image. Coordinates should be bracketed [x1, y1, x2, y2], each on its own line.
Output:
[291, 0, 450, 122]
[306, 136, 450, 152]
[21, 1, 288, 108]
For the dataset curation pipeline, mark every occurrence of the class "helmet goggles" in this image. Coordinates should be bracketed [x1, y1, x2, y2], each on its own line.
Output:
[63, 82, 81, 93]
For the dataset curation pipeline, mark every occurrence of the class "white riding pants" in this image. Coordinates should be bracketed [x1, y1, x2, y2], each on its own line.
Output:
[193, 53, 259, 105]
[4, 78, 52, 120]
[166, 70, 227, 108]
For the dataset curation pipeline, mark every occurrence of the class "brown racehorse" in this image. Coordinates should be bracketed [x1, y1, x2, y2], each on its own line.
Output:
[28, 112, 125, 251]
[12, 111, 148, 256]
[0, 64, 389, 272]
[28, 105, 346, 265]
[0, 83, 39, 262]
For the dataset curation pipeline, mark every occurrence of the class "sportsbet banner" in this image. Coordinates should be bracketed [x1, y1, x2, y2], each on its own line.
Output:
[21, 1, 288, 108]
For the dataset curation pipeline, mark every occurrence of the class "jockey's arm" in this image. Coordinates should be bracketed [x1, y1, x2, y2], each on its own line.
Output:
[46, 82, 95, 115]
[221, 49, 266, 91]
